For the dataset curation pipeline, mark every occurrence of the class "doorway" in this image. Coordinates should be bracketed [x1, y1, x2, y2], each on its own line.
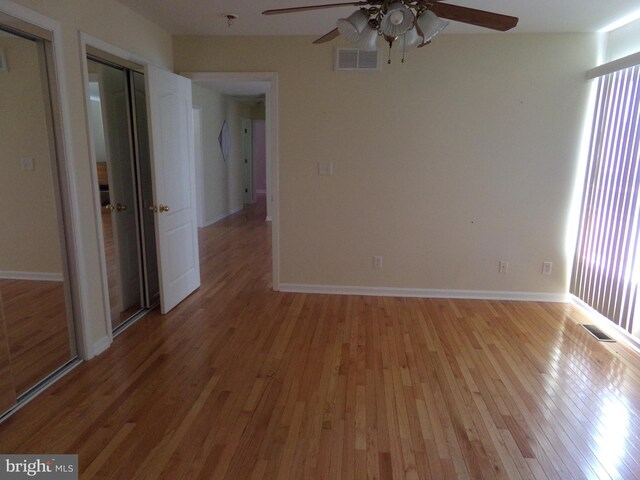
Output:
[186, 72, 279, 288]
[87, 53, 159, 333]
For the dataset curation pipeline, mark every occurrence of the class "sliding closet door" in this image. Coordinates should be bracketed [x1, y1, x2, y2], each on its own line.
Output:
[0, 303, 16, 413]
[145, 65, 200, 313]
[87, 58, 144, 329]
[0, 24, 75, 401]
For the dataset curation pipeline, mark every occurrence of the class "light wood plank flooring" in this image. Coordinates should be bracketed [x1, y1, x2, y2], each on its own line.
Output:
[1, 199, 640, 479]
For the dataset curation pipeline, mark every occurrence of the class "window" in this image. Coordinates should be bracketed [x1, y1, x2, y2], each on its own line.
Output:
[571, 65, 640, 334]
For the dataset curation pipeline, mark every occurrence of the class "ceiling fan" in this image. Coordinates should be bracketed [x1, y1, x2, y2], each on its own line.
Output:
[263, 1, 518, 62]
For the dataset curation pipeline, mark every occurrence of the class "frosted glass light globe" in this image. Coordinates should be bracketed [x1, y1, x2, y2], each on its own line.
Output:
[389, 10, 404, 25]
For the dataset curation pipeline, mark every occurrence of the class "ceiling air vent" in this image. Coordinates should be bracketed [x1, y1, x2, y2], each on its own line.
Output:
[335, 48, 380, 72]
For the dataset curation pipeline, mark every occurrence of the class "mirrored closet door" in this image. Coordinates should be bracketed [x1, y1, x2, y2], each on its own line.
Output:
[0, 16, 77, 415]
[87, 55, 159, 333]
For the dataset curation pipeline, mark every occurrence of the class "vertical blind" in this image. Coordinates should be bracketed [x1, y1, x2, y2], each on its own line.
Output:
[571, 65, 640, 334]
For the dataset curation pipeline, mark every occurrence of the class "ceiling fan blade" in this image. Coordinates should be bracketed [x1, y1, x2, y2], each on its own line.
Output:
[313, 28, 340, 44]
[430, 3, 518, 31]
[263, 2, 368, 15]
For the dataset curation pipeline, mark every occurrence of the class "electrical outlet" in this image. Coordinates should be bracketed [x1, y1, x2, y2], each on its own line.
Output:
[373, 256, 383, 269]
[318, 162, 333, 176]
[542, 262, 553, 275]
[20, 157, 34, 171]
[498, 261, 508, 274]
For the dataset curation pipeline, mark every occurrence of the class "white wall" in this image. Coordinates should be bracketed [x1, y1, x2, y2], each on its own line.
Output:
[606, 19, 640, 61]
[175, 33, 598, 296]
[192, 84, 252, 225]
[2, 0, 173, 355]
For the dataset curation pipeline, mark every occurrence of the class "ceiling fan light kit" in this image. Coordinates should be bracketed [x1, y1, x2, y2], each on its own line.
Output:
[417, 10, 449, 43]
[263, 1, 518, 64]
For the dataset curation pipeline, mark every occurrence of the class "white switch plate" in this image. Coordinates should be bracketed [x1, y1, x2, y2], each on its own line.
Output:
[20, 157, 34, 171]
[498, 261, 508, 274]
[318, 162, 333, 176]
[542, 262, 553, 275]
[373, 256, 383, 269]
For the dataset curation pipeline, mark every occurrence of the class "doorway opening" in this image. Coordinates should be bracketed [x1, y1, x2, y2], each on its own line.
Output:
[86, 51, 159, 334]
[186, 72, 279, 289]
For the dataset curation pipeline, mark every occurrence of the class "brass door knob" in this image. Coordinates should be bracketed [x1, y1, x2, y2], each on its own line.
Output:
[116, 203, 128, 212]
[103, 203, 115, 212]
[159, 205, 170, 213]
[148, 205, 158, 212]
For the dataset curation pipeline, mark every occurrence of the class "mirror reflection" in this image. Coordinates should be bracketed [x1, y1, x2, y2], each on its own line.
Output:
[87, 58, 158, 332]
[0, 28, 75, 402]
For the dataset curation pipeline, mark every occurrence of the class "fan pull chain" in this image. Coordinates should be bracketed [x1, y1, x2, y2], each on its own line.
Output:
[388, 44, 391, 65]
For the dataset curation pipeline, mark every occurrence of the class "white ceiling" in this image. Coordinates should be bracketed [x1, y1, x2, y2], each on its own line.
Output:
[116, 0, 640, 36]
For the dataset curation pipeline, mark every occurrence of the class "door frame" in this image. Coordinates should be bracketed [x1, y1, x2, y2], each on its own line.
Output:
[79, 33, 151, 349]
[182, 72, 280, 291]
[192, 106, 205, 228]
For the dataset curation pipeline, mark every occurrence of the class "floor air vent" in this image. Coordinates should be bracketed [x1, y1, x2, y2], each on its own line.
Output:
[335, 48, 380, 72]
[579, 324, 615, 342]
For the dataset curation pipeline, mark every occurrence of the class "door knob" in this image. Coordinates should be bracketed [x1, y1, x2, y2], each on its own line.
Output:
[103, 203, 115, 212]
[148, 205, 158, 212]
[159, 205, 170, 213]
[116, 203, 128, 212]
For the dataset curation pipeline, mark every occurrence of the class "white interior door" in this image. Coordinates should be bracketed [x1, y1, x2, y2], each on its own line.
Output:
[145, 65, 200, 313]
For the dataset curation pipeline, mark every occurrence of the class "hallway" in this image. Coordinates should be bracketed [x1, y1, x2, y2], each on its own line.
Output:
[1, 199, 640, 479]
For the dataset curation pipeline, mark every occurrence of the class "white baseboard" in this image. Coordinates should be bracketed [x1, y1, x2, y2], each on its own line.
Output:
[203, 205, 244, 227]
[0, 270, 64, 282]
[90, 336, 112, 358]
[204, 212, 229, 227]
[278, 283, 569, 303]
[570, 295, 640, 353]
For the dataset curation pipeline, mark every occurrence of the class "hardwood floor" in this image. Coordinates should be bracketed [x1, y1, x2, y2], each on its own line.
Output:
[0, 278, 73, 395]
[101, 210, 143, 330]
[1, 199, 640, 479]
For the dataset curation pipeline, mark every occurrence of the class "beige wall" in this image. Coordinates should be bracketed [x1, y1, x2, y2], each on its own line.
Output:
[0, 36, 62, 275]
[606, 19, 640, 62]
[175, 33, 597, 295]
[192, 85, 252, 224]
[3, 0, 173, 353]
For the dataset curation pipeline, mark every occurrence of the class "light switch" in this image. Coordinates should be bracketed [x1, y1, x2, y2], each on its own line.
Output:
[318, 162, 333, 176]
[20, 157, 34, 171]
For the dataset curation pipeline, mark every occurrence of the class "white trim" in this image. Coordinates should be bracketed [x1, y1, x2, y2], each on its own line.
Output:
[90, 335, 112, 358]
[78, 33, 117, 344]
[192, 106, 205, 228]
[587, 50, 640, 79]
[0, 271, 64, 282]
[182, 72, 280, 290]
[570, 295, 640, 354]
[279, 284, 569, 303]
[203, 205, 244, 227]
[79, 32, 151, 68]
